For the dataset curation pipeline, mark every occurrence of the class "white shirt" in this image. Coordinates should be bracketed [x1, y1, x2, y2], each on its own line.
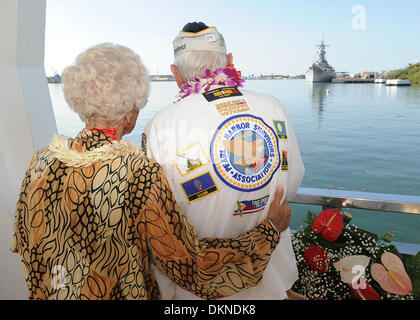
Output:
[144, 86, 305, 300]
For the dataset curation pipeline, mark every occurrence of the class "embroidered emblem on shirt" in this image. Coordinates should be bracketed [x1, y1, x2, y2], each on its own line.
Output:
[233, 195, 270, 216]
[202, 86, 243, 102]
[215, 98, 251, 116]
[174, 143, 209, 176]
[210, 114, 280, 192]
[180, 172, 219, 202]
[281, 150, 289, 171]
[273, 120, 288, 140]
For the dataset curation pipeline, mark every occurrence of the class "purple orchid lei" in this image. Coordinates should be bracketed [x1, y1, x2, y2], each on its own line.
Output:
[178, 64, 245, 99]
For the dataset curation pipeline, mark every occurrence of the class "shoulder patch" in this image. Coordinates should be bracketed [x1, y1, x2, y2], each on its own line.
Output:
[273, 120, 288, 140]
[202, 86, 243, 102]
[180, 172, 218, 202]
[215, 98, 250, 116]
[233, 195, 269, 216]
[281, 150, 288, 171]
[174, 143, 209, 176]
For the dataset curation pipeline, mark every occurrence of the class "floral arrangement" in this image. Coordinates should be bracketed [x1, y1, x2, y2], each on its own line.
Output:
[178, 64, 245, 99]
[291, 209, 420, 300]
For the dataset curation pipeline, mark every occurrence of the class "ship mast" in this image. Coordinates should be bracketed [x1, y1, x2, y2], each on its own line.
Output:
[314, 36, 334, 71]
[316, 35, 329, 64]
[306, 35, 336, 82]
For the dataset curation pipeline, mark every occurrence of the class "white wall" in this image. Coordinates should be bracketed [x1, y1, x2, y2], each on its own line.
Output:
[0, 0, 57, 299]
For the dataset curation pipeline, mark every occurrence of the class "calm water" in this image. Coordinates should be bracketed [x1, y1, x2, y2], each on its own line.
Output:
[48, 80, 420, 244]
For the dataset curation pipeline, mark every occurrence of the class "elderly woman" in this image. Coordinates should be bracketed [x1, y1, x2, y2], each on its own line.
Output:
[11, 43, 290, 300]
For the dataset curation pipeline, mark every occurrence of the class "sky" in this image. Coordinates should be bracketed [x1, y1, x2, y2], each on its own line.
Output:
[44, 0, 420, 76]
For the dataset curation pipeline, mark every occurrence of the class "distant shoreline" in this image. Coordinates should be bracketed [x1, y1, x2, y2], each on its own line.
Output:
[150, 77, 306, 82]
[384, 63, 420, 84]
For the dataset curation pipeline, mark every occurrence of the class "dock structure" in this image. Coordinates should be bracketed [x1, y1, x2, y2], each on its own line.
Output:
[386, 79, 411, 86]
[332, 78, 375, 83]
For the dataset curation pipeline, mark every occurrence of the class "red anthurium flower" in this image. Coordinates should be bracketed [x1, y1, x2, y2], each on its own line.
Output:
[312, 209, 344, 242]
[303, 246, 330, 274]
[349, 280, 381, 300]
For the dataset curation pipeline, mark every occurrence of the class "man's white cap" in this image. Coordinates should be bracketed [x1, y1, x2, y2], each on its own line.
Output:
[173, 26, 227, 57]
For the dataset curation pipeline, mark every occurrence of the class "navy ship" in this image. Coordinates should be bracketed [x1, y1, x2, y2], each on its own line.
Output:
[306, 39, 336, 82]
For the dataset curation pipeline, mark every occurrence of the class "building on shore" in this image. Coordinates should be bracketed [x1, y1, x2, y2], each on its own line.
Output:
[360, 71, 380, 79]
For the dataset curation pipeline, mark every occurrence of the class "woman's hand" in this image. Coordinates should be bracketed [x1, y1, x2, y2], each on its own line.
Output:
[267, 185, 291, 233]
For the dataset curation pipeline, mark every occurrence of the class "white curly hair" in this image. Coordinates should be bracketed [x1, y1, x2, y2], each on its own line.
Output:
[174, 51, 227, 82]
[62, 43, 150, 124]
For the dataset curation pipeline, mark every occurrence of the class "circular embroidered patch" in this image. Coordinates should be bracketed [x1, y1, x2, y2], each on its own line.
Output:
[210, 114, 280, 192]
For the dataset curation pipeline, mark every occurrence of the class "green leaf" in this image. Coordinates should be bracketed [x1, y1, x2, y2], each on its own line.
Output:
[302, 210, 317, 225]
[403, 251, 420, 299]
[380, 231, 398, 243]
[342, 211, 353, 225]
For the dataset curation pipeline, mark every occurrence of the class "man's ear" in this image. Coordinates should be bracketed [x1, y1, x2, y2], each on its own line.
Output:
[227, 53, 233, 66]
[171, 64, 185, 89]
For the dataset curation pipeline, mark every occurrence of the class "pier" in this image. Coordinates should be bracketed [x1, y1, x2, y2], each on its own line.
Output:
[332, 78, 375, 83]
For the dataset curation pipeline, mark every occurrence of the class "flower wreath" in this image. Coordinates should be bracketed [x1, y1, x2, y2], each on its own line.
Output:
[178, 64, 245, 99]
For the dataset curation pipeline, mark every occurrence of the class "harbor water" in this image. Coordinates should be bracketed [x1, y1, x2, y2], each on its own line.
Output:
[48, 80, 420, 244]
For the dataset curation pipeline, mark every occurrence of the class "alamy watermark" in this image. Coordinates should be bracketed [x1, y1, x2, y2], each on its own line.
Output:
[351, 265, 367, 289]
[352, 5, 367, 30]
[51, 264, 67, 290]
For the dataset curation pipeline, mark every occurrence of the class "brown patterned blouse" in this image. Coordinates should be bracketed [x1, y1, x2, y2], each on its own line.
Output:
[11, 129, 280, 300]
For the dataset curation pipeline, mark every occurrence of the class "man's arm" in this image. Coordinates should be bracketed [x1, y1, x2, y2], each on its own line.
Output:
[135, 164, 282, 300]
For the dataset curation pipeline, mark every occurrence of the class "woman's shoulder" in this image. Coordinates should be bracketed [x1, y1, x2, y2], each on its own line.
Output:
[129, 152, 163, 179]
[30, 147, 60, 174]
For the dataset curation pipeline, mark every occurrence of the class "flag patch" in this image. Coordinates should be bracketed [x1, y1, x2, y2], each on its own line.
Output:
[233, 195, 269, 216]
[180, 172, 218, 202]
[273, 120, 288, 140]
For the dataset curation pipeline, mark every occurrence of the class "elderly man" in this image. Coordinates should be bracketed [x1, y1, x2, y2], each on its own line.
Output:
[10, 43, 291, 300]
[144, 22, 305, 300]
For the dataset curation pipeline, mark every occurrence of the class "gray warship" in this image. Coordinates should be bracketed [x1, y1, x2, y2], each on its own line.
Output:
[306, 39, 336, 82]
